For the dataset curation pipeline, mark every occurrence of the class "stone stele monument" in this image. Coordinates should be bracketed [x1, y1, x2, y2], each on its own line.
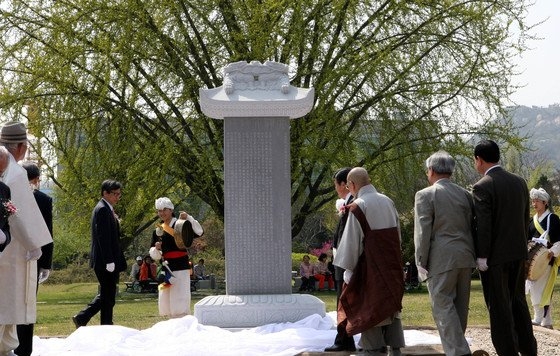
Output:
[195, 60, 325, 327]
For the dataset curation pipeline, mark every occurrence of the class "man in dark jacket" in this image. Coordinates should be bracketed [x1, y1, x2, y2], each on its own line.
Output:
[15, 162, 54, 356]
[325, 167, 356, 352]
[473, 140, 537, 356]
[0, 148, 11, 253]
[72, 180, 127, 327]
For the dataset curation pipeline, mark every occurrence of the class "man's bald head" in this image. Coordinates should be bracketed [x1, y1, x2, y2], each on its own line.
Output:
[347, 167, 371, 194]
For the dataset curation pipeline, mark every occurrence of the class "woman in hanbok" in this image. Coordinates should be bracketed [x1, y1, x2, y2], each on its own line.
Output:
[150, 197, 203, 318]
[527, 188, 560, 329]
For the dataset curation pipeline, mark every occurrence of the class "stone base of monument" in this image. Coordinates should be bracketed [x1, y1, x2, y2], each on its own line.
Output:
[295, 344, 446, 355]
[194, 294, 325, 328]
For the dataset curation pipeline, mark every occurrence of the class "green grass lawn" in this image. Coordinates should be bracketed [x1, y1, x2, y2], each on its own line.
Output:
[34, 279, 560, 337]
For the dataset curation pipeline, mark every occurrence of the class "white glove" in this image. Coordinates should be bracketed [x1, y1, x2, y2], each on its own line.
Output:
[26, 248, 42, 261]
[106, 262, 115, 272]
[417, 265, 428, 282]
[549, 242, 560, 257]
[343, 270, 353, 284]
[38, 268, 50, 284]
[149, 246, 162, 261]
[0, 229, 5, 245]
[477, 258, 488, 272]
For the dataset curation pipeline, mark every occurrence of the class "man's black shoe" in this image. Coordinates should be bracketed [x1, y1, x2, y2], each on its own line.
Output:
[324, 343, 344, 352]
[324, 343, 356, 352]
[72, 315, 85, 329]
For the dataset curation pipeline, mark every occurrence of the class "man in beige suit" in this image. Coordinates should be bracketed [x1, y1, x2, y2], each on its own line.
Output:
[414, 151, 476, 356]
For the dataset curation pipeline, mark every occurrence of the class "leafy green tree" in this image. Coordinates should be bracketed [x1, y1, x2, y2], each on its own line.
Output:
[0, 0, 532, 257]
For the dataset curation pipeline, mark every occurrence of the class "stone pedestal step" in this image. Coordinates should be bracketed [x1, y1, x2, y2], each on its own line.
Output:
[295, 344, 445, 355]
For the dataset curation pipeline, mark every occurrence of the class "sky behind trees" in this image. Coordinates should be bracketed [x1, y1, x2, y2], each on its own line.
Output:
[511, 1, 560, 106]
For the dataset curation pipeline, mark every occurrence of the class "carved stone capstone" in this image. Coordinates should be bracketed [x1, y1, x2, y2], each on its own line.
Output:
[199, 60, 314, 120]
[224, 60, 291, 94]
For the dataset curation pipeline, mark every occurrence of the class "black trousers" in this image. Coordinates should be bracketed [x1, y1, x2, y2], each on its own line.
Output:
[15, 322, 34, 356]
[480, 260, 537, 356]
[332, 265, 355, 347]
[75, 268, 119, 325]
[15, 264, 41, 356]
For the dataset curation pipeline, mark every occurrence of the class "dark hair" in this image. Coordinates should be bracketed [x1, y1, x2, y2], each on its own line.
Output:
[22, 161, 40, 180]
[318, 253, 328, 261]
[333, 167, 352, 185]
[474, 140, 500, 163]
[101, 179, 122, 196]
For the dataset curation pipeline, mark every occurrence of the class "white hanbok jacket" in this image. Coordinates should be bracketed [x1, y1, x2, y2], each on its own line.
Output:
[0, 155, 52, 324]
[334, 185, 400, 272]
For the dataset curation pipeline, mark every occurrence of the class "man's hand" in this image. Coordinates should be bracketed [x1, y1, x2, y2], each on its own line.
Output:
[476, 258, 488, 272]
[38, 268, 50, 284]
[417, 265, 428, 282]
[343, 270, 353, 284]
[106, 262, 115, 272]
[0, 230, 5, 245]
[26, 248, 42, 261]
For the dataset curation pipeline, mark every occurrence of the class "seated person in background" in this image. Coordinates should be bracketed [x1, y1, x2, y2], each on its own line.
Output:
[139, 255, 157, 290]
[327, 253, 335, 276]
[130, 256, 143, 282]
[298, 255, 316, 292]
[313, 253, 335, 291]
[193, 258, 209, 280]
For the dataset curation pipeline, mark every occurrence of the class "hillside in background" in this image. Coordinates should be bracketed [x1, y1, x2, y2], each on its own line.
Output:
[510, 104, 560, 167]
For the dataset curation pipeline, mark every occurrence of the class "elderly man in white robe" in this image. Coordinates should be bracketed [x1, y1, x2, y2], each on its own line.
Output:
[334, 167, 405, 356]
[0, 122, 52, 356]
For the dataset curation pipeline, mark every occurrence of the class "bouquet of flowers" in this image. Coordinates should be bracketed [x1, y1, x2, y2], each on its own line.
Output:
[335, 198, 346, 216]
[0, 199, 17, 220]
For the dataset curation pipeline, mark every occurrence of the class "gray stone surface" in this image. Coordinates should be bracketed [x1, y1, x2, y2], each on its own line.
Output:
[224, 116, 292, 294]
[195, 294, 325, 328]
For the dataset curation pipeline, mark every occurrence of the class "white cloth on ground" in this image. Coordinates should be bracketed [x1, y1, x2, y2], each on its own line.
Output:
[32, 312, 444, 356]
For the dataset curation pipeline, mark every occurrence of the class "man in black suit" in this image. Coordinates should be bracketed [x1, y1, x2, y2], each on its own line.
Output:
[473, 140, 537, 356]
[73, 180, 127, 327]
[0, 148, 12, 253]
[15, 162, 54, 356]
[0, 181, 11, 253]
[325, 167, 356, 352]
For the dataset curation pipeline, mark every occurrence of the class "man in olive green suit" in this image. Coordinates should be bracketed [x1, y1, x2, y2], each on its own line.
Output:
[414, 151, 476, 356]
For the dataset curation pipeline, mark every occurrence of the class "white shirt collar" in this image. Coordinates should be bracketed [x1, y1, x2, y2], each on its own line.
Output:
[484, 164, 501, 175]
[102, 198, 114, 211]
[538, 209, 551, 222]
